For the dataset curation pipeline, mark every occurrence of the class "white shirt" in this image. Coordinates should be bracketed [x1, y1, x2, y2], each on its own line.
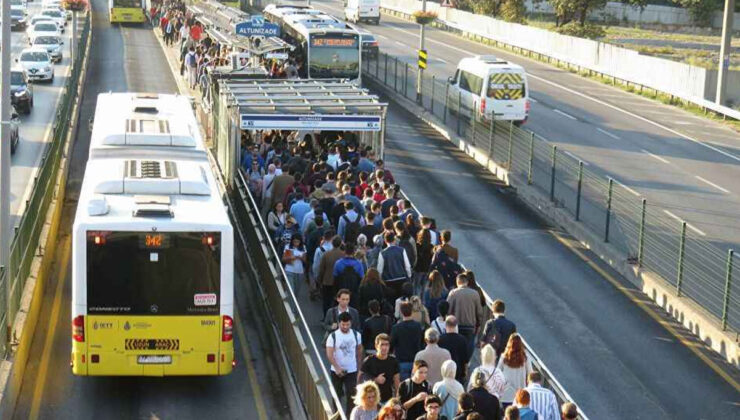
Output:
[525, 383, 560, 420]
[326, 328, 361, 373]
[283, 246, 305, 274]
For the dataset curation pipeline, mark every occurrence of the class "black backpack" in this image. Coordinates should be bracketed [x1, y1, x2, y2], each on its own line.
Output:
[336, 264, 362, 306]
[430, 249, 463, 290]
[343, 213, 362, 244]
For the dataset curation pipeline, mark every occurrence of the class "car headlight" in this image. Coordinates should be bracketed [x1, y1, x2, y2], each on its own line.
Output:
[44, 66, 51, 72]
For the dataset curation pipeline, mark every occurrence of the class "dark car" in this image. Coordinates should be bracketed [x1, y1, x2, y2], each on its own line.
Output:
[9, 107, 20, 155]
[10, 69, 33, 114]
[10, 9, 27, 30]
[360, 33, 378, 59]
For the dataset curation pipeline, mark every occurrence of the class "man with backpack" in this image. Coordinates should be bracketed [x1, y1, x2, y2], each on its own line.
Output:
[338, 201, 364, 244]
[324, 289, 361, 334]
[398, 360, 430, 420]
[447, 273, 483, 359]
[326, 312, 363, 414]
[184, 46, 198, 89]
[333, 244, 364, 307]
[480, 299, 517, 359]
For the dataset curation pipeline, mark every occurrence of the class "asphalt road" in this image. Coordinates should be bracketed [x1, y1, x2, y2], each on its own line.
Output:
[9, 2, 76, 227]
[10, 2, 289, 419]
[380, 99, 740, 419]
[314, 0, 740, 252]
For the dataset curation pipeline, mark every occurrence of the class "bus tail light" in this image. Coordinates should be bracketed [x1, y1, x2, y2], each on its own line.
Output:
[222, 315, 233, 342]
[480, 98, 486, 116]
[525, 99, 531, 113]
[72, 315, 85, 342]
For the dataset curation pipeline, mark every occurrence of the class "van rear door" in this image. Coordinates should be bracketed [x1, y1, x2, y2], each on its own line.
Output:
[486, 71, 527, 121]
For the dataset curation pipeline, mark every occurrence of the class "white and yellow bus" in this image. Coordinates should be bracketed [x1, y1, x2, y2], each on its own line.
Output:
[72, 93, 234, 376]
[109, 0, 147, 23]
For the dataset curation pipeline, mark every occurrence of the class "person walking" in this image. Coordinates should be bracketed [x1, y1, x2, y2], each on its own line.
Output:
[496, 334, 532, 409]
[282, 234, 306, 296]
[359, 333, 401, 405]
[468, 369, 503, 420]
[333, 243, 365, 308]
[480, 299, 517, 359]
[446, 273, 483, 358]
[350, 381, 381, 420]
[414, 228, 434, 296]
[468, 344, 506, 399]
[561, 403, 578, 420]
[377, 232, 413, 299]
[326, 312, 364, 414]
[362, 300, 393, 354]
[184, 46, 198, 89]
[416, 395, 446, 420]
[324, 288, 362, 334]
[378, 398, 404, 420]
[423, 271, 448, 321]
[437, 316, 469, 384]
[398, 360, 430, 420]
[414, 328, 451, 386]
[515, 390, 539, 420]
[525, 372, 559, 420]
[357, 268, 389, 319]
[391, 302, 424, 380]
[431, 360, 464, 420]
[318, 236, 346, 314]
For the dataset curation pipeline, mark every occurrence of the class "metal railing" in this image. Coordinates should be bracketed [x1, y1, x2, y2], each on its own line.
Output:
[0, 12, 91, 355]
[362, 49, 740, 335]
[231, 169, 346, 420]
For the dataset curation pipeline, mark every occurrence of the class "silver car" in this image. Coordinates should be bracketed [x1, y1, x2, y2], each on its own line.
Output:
[32, 35, 63, 63]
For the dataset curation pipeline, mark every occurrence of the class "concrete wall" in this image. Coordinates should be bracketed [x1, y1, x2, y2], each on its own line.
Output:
[383, 0, 740, 106]
[525, 0, 740, 29]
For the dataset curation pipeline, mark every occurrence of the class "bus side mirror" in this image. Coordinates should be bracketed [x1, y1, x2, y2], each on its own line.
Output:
[447, 76, 454, 85]
[88, 117, 94, 131]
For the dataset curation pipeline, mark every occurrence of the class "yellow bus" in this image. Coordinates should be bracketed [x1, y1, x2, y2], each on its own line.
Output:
[109, 0, 147, 23]
[71, 93, 234, 376]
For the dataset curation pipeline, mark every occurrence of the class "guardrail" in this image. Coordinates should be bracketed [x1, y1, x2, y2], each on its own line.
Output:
[231, 169, 347, 420]
[0, 11, 91, 355]
[362, 49, 740, 338]
[380, 1, 740, 122]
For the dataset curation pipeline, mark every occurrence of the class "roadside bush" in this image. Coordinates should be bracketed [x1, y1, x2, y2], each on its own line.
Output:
[554, 22, 606, 39]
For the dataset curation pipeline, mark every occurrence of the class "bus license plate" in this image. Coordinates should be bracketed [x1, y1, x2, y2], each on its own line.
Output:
[137, 355, 172, 364]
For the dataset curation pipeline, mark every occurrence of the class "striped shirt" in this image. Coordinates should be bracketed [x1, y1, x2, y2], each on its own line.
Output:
[525, 384, 560, 420]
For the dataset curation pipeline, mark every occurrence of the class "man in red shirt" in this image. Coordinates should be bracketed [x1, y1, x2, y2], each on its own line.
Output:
[189, 22, 203, 42]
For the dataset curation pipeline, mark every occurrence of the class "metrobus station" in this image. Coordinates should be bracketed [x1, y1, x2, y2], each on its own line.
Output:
[210, 79, 387, 186]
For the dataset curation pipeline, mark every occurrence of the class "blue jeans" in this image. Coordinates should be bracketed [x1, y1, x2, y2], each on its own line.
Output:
[399, 361, 413, 381]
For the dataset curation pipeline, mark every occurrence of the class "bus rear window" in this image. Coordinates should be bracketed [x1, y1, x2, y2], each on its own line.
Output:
[87, 231, 221, 315]
[487, 73, 525, 100]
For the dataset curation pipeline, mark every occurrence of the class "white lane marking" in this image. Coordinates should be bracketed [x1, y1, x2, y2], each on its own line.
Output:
[376, 34, 388, 40]
[654, 336, 674, 343]
[641, 149, 670, 164]
[562, 150, 589, 165]
[553, 109, 577, 120]
[615, 180, 640, 196]
[596, 127, 620, 140]
[395, 40, 405, 46]
[381, 13, 740, 164]
[673, 121, 693, 125]
[529, 97, 538, 103]
[436, 58, 448, 64]
[663, 210, 707, 236]
[695, 176, 730, 194]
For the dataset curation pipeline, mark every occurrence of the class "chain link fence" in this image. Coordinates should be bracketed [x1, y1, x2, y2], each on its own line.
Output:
[0, 12, 91, 355]
[362, 50, 740, 333]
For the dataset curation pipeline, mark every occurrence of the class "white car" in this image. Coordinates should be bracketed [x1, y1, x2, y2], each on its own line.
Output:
[43, 5, 72, 20]
[16, 48, 54, 83]
[39, 9, 67, 28]
[32, 35, 63, 63]
[26, 21, 62, 44]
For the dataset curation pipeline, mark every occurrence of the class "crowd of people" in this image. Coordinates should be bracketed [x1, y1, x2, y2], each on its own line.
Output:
[151, 0, 306, 97]
[148, 2, 580, 419]
[238, 126, 579, 420]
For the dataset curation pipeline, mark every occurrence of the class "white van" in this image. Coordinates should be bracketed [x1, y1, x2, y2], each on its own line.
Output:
[447, 55, 530, 125]
[344, 0, 381, 24]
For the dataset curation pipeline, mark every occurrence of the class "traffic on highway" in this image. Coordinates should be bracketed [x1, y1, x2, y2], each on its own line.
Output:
[0, 0, 738, 419]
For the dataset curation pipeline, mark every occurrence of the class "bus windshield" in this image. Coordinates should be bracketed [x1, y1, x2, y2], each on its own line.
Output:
[87, 231, 221, 315]
[309, 33, 360, 80]
[113, 0, 142, 7]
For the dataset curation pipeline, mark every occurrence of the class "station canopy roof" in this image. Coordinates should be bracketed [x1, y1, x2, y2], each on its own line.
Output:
[221, 79, 387, 115]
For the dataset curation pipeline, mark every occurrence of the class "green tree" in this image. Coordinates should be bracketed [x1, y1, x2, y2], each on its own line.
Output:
[499, 0, 527, 22]
[548, 0, 607, 26]
[671, 0, 723, 26]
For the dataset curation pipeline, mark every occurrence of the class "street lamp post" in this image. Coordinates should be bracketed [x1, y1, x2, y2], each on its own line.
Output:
[416, 0, 427, 104]
[716, 0, 735, 105]
[1, 0, 13, 342]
